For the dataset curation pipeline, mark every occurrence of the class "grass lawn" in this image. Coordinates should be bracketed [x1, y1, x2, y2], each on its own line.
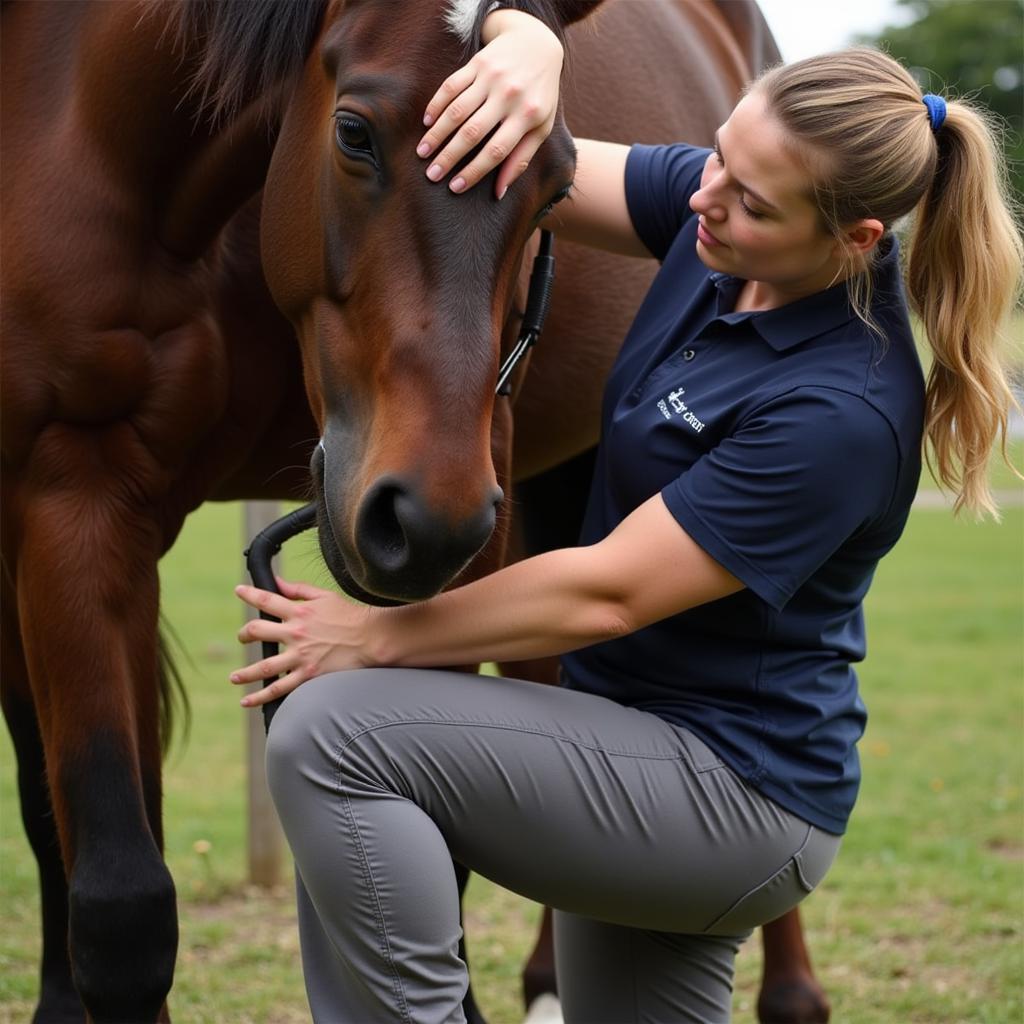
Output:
[2, 476, 1022, 1022]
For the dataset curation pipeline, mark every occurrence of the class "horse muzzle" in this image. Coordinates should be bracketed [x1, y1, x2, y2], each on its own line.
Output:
[353, 473, 502, 600]
[313, 438, 503, 603]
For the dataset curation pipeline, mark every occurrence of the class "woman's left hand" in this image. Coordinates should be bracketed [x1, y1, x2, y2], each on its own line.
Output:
[231, 578, 372, 707]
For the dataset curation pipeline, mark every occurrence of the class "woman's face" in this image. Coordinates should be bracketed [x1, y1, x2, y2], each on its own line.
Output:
[689, 91, 842, 303]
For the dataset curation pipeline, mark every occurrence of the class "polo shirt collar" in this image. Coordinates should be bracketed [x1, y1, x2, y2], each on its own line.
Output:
[707, 235, 900, 352]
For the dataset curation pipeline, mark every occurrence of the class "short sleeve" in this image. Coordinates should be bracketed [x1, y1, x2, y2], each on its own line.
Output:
[660, 387, 900, 611]
[624, 143, 710, 261]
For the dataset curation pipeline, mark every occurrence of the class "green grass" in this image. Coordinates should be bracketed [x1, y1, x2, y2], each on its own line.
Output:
[2, 487, 1022, 1022]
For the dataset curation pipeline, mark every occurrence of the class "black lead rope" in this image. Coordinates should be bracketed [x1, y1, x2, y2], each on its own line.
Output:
[496, 229, 555, 396]
[243, 503, 318, 732]
[246, 231, 556, 732]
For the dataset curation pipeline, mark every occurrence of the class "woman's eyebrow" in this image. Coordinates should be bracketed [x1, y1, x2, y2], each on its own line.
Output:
[713, 130, 781, 212]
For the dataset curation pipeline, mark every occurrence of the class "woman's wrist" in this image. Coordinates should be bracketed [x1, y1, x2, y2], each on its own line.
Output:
[358, 592, 473, 670]
[358, 605, 393, 669]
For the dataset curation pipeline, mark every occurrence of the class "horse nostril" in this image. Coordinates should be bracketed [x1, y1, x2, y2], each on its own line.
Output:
[354, 475, 502, 598]
[357, 480, 409, 573]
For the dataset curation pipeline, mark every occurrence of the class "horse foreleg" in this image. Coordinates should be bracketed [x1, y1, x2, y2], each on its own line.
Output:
[451, 860, 488, 1024]
[523, 908, 558, 1023]
[757, 908, 830, 1024]
[1, 592, 85, 1023]
[15, 490, 178, 1023]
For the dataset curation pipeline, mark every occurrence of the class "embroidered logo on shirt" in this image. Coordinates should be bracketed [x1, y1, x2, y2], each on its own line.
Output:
[657, 387, 706, 432]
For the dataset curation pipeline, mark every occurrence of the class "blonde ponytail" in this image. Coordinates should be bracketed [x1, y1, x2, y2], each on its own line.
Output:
[755, 48, 1022, 518]
[907, 101, 1023, 518]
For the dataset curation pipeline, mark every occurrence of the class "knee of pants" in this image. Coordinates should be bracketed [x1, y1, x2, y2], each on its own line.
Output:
[263, 669, 397, 800]
[264, 673, 337, 800]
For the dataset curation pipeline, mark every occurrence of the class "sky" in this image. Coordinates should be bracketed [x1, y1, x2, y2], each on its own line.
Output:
[755, 0, 914, 62]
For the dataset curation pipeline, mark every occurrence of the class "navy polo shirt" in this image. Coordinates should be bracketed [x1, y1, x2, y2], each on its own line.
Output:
[560, 143, 925, 833]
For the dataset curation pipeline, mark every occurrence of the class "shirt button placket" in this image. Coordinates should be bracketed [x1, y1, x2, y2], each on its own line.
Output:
[629, 341, 699, 402]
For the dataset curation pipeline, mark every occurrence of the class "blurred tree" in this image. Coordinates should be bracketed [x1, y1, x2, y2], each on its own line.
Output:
[856, 0, 1023, 200]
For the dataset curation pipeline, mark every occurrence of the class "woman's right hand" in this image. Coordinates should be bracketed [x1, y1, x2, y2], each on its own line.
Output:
[232, 578, 375, 707]
[416, 9, 564, 199]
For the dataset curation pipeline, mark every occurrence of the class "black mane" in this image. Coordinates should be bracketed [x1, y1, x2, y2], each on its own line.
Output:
[172, 0, 329, 122]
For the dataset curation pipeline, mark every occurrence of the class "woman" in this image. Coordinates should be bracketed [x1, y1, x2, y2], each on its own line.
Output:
[231, 9, 1022, 1022]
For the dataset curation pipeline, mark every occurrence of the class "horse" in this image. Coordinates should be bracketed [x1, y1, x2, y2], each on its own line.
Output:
[0, 1, 828, 1020]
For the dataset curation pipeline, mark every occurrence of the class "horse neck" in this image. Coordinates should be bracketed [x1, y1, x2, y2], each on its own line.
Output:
[156, 100, 281, 259]
[74, 2, 285, 260]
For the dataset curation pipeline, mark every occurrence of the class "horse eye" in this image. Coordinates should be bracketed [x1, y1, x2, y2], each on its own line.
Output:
[334, 113, 374, 158]
[540, 184, 573, 218]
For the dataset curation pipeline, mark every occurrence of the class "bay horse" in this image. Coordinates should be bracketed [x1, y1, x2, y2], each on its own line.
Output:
[1, 0, 827, 1020]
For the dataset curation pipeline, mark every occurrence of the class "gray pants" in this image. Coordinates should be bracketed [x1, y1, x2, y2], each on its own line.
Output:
[265, 668, 840, 1024]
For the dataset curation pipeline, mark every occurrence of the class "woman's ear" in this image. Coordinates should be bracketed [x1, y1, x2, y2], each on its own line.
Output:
[842, 218, 885, 257]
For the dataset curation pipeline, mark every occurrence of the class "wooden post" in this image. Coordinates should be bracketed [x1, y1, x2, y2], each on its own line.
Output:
[243, 501, 286, 888]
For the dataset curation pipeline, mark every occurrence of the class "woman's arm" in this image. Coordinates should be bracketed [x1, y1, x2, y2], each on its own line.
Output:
[232, 495, 742, 707]
[417, 10, 651, 257]
[548, 139, 648, 257]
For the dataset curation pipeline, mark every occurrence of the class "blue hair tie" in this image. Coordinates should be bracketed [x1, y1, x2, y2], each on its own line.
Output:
[922, 93, 946, 132]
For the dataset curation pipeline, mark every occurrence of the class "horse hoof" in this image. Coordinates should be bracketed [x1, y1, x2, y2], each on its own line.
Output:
[757, 979, 831, 1024]
[523, 992, 564, 1024]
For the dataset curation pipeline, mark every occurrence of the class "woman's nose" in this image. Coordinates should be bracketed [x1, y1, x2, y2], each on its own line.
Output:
[690, 186, 725, 222]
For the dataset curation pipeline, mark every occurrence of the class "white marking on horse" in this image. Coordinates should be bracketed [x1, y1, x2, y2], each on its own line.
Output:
[443, 0, 490, 44]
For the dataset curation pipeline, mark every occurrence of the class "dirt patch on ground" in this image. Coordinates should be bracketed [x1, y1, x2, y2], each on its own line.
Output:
[178, 883, 300, 963]
[984, 837, 1024, 861]
[173, 885, 306, 1023]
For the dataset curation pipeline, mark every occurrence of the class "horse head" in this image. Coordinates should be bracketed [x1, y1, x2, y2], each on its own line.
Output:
[260, 0, 599, 603]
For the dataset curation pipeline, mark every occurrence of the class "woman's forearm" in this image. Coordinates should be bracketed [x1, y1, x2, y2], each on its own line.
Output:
[232, 545, 629, 706]
[365, 545, 630, 669]
[233, 495, 740, 705]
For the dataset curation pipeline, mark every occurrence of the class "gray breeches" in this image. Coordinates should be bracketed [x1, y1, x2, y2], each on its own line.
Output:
[265, 668, 840, 1023]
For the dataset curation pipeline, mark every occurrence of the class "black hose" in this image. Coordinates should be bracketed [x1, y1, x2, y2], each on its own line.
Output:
[243, 502, 318, 732]
[496, 230, 555, 396]
[520, 229, 555, 337]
